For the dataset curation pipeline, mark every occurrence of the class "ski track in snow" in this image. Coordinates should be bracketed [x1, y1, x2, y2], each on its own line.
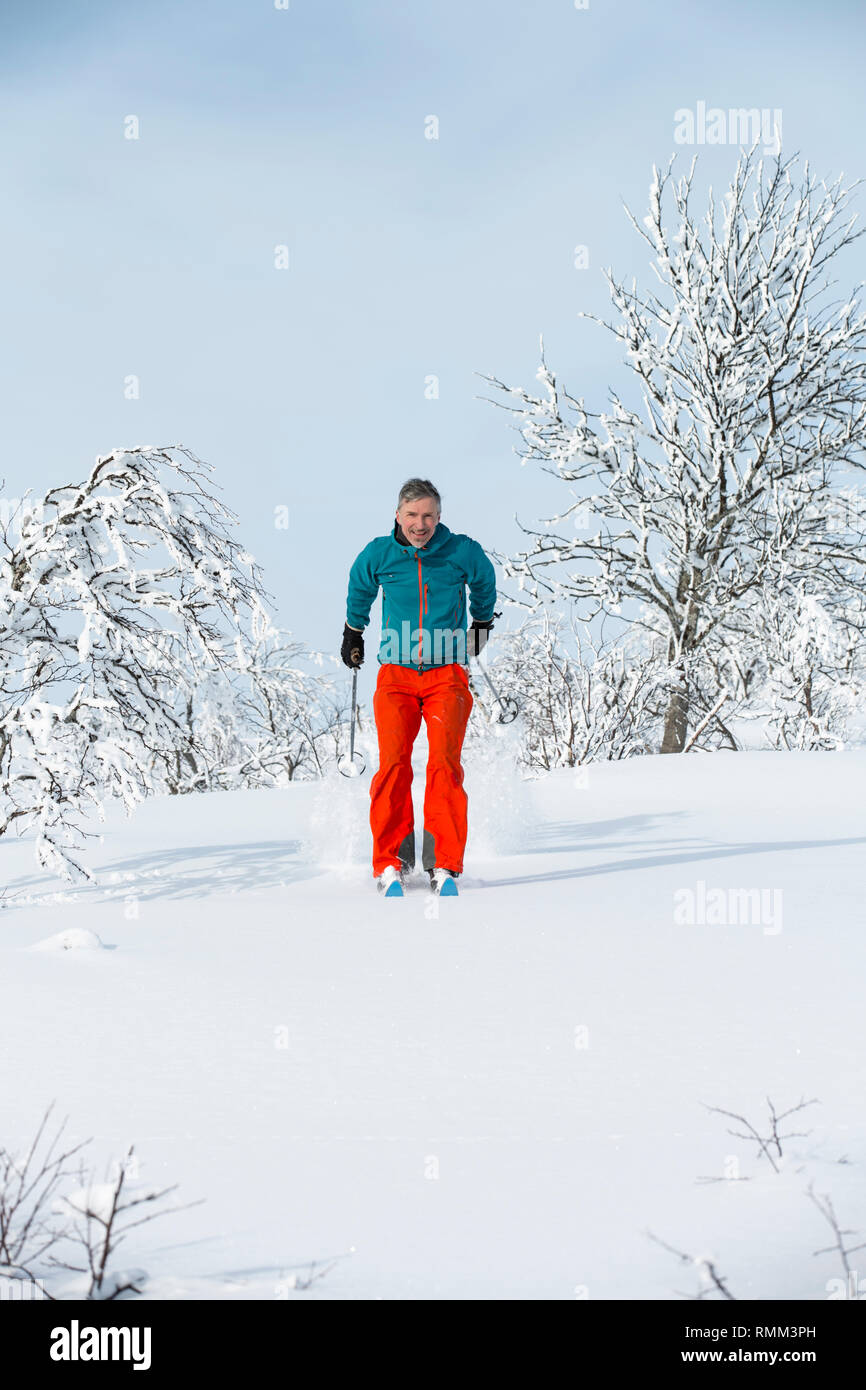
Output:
[1, 748, 865, 1299]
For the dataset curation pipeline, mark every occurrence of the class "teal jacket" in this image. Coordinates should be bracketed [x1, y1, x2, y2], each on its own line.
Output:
[346, 521, 497, 670]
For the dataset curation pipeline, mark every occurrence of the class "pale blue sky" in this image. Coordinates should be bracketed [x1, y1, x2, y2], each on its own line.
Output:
[1, 0, 864, 650]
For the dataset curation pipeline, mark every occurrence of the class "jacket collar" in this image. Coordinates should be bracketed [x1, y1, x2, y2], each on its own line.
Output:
[392, 519, 449, 553]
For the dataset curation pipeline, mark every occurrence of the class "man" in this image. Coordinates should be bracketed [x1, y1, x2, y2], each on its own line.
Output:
[342, 479, 498, 897]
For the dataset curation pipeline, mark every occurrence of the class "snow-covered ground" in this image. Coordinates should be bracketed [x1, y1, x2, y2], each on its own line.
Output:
[2, 744, 865, 1300]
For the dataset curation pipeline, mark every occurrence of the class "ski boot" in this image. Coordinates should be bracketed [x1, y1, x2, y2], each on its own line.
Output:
[429, 867, 459, 897]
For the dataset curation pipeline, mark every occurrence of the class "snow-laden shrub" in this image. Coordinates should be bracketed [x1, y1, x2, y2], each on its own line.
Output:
[154, 632, 353, 793]
[0, 446, 269, 878]
[750, 586, 864, 751]
[466, 610, 663, 771]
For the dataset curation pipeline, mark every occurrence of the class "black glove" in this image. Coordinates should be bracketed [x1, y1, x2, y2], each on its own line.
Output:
[341, 623, 364, 668]
[467, 619, 494, 658]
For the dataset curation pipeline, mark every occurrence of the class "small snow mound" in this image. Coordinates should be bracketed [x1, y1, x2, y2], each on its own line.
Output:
[56, 1180, 119, 1221]
[31, 927, 109, 953]
[98, 1267, 148, 1299]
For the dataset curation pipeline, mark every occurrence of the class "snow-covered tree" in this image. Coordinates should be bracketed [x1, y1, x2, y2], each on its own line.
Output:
[0, 445, 270, 878]
[161, 632, 353, 792]
[748, 581, 864, 750]
[481, 147, 866, 752]
[467, 611, 662, 770]
[667, 486, 866, 751]
[229, 635, 349, 785]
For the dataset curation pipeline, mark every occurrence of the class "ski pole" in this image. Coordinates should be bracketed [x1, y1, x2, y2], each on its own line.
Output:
[471, 655, 519, 724]
[349, 667, 358, 762]
[338, 666, 366, 776]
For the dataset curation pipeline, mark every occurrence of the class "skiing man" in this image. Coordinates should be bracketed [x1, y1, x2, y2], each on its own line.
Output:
[342, 479, 498, 897]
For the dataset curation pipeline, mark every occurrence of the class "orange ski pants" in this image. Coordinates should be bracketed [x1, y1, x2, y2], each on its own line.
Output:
[369, 661, 473, 877]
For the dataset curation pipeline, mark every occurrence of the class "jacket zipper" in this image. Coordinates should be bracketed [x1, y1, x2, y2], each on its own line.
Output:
[416, 555, 424, 668]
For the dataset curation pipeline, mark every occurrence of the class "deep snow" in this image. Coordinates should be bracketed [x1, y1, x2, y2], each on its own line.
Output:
[2, 742, 865, 1300]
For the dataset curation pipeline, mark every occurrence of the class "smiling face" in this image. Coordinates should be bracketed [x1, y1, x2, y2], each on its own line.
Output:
[397, 495, 440, 547]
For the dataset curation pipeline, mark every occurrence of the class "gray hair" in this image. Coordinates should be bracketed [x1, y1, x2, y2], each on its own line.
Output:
[397, 477, 441, 511]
